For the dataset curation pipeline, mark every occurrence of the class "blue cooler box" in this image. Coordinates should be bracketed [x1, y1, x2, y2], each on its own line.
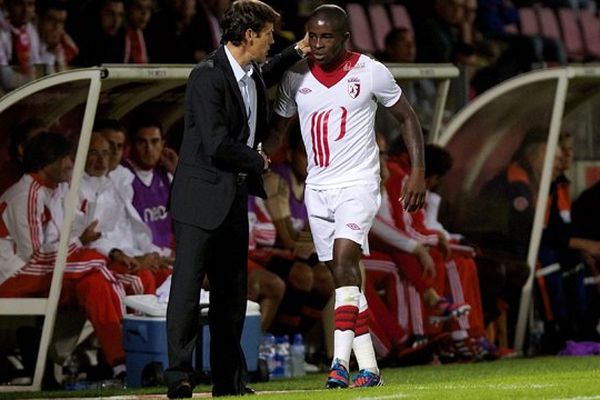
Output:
[123, 301, 261, 388]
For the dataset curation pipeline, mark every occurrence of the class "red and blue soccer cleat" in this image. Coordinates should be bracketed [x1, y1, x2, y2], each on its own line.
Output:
[350, 369, 383, 388]
[325, 359, 349, 389]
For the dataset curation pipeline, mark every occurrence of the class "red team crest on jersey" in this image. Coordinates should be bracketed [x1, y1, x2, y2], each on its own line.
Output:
[347, 77, 360, 99]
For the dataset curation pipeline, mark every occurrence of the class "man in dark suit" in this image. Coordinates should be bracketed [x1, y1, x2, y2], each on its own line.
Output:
[164, 0, 309, 398]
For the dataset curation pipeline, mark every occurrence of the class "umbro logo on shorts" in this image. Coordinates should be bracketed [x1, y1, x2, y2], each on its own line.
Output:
[346, 223, 361, 231]
[299, 87, 312, 94]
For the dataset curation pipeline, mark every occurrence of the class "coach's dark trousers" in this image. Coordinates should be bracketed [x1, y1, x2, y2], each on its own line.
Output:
[164, 185, 249, 397]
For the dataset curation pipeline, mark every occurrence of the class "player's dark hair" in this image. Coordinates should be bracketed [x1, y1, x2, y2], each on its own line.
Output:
[308, 4, 350, 34]
[384, 27, 411, 49]
[22, 132, 72, 173]
[38, 0, 68, 17]
[127, 114, 164, 142]
[94, 118, 126, 135]
[221, 0, 279, 46]
[8, 118, 46, 164]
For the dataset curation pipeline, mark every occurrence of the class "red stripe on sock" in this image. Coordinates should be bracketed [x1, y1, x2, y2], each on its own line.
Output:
[355, 310, 370, 336]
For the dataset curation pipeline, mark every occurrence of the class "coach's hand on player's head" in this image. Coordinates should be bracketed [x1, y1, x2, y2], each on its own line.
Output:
[400, 168, 426, 212]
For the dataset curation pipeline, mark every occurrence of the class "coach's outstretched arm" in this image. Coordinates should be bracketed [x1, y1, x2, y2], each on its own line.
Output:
[387, 93, 426, 212]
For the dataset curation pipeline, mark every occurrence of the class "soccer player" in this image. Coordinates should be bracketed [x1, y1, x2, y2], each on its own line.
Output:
[266, 4, 426, 388]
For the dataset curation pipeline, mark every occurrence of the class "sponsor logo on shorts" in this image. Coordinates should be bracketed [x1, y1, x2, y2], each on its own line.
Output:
[346, 223, 361, 231]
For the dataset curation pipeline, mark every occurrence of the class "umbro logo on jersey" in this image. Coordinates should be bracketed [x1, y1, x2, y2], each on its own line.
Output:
[346, 223, 361, 231]
[299, 87, 312, 94]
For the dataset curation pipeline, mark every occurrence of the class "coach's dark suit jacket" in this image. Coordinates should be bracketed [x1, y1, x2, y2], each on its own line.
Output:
[166, 44, 300, 397]
[170, 45, 299, 228]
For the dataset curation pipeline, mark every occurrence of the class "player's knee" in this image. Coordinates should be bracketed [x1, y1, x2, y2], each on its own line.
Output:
[247, 273, 261, 301]
[312, 263, 335, 297]
[331, 264, 361, 287]
[267, 275, 286, 301]
[288, 262, 314, 291]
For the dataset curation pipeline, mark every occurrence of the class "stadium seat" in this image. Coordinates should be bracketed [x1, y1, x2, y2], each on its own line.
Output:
[390, 4, 413, 33]
[345, 3, 376, 54]
[580, 10, 600, 59]
[519, 7, 540, 35]
[368, 4, 393, 52]
[538, 7, 562, 41]
[557, 8, 585, 60]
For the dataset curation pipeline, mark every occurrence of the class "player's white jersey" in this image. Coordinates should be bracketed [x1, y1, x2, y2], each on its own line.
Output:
[275, 51, 402, 189]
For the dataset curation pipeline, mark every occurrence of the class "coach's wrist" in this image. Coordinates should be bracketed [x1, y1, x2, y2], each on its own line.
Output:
[294, 43, 309, 58]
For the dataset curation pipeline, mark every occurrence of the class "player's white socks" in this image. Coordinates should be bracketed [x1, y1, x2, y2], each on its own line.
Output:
[332, 285, 360, 370]
[352, 290, 379, 375]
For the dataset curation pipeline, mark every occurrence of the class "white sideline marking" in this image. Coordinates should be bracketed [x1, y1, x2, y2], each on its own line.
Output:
[411, 382, 556, 390]
[353, 395, 409, 400]
[550, 396, 600, 400]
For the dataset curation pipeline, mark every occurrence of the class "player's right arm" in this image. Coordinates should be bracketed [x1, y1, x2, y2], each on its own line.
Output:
[264, 70, 298, 156]
[387, 94, 426, 213]
[264, 114, 294, 156]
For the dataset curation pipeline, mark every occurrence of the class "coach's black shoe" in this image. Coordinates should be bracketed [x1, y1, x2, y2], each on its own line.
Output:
[244, 386, 256, 395]
[167, 380, 193, 399]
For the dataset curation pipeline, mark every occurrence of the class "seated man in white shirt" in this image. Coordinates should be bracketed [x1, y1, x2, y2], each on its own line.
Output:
[80, 131, 172, 294]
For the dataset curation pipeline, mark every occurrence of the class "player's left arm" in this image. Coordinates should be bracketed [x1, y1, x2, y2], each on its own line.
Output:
[387, 94, 426, 212]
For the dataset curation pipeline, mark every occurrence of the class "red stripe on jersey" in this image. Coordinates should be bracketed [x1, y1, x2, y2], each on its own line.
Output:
[335, 107, 348, 141]
[322, 110, 331, 167]
[310, 112, 318, 166]
[309, 51, 361, 88]
[315, 111, 325, 167]
[355, 310, 370, 336]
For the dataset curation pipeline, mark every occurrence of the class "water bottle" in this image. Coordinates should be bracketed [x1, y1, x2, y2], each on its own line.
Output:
[290, 333, 306, 377]
[259, 333, 277, 379]
[282, 335, 292, 378]
[273, 335, 291, 379]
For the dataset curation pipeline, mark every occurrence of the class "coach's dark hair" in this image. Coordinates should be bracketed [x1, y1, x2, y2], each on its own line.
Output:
[308, 4, 350, 34]
[22, 132, 72, 173]
[424, 144, 453, 178]
[221, 0, 279, 46]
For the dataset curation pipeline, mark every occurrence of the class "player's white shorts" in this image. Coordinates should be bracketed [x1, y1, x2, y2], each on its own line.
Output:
[305, 183, 381, 262]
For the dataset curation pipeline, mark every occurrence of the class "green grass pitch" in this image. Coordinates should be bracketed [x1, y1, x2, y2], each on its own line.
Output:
[1, 356, 599, 399]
